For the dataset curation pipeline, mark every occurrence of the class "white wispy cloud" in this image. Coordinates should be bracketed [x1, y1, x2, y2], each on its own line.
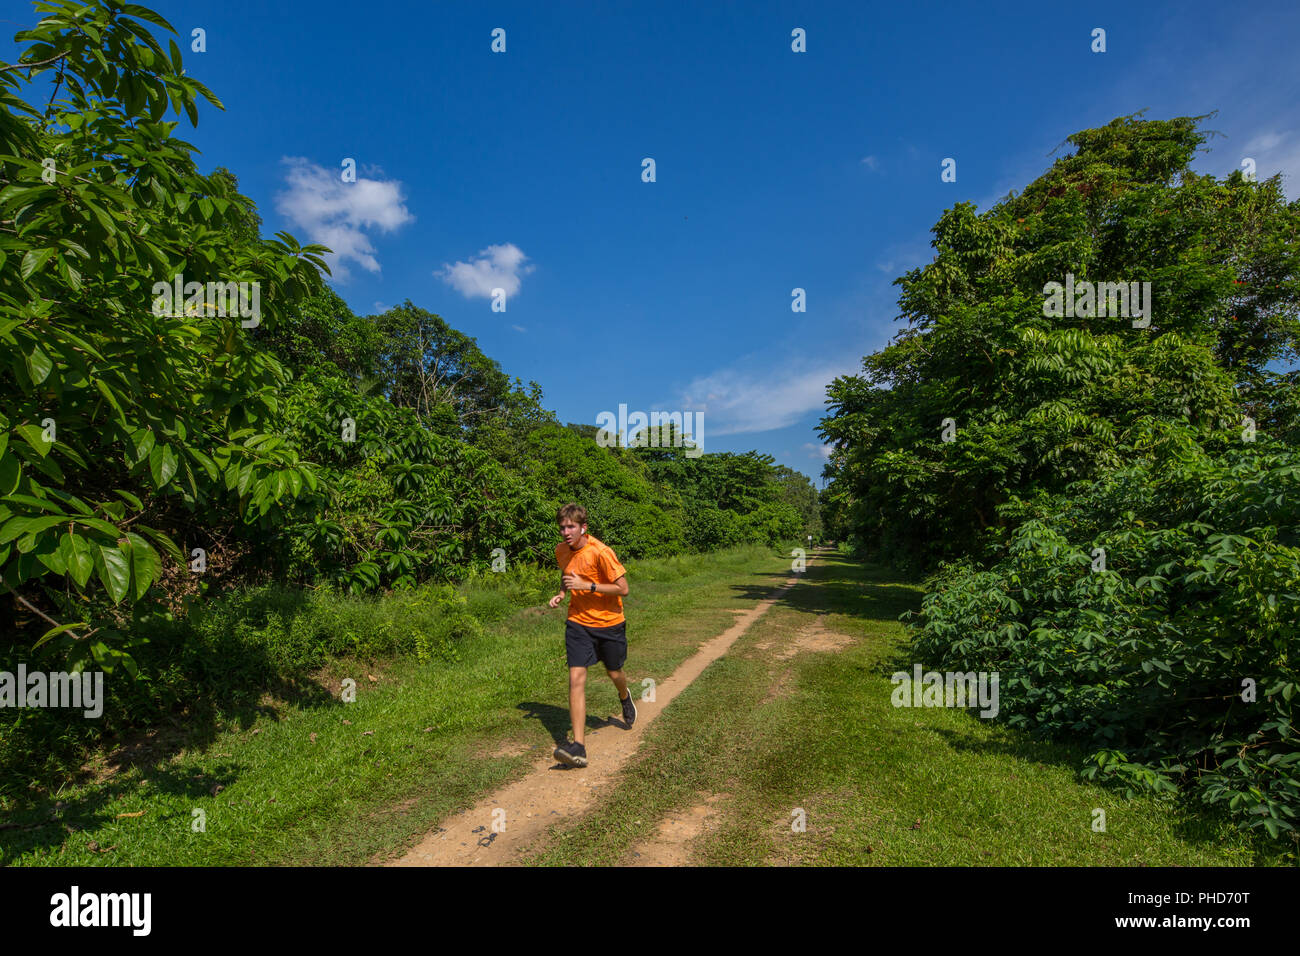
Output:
[861, 155, 880, 171]
[802, 442, 832, 460]
[673, 359, 859, 437]
[1241, 130, 1300, 198]
[436, 243, 536, 299]
[274, 157, 414, 282]
[874, 240, 933, 278]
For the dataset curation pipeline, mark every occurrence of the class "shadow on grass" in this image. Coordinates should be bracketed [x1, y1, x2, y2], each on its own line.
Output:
[724, 548, 923, 630]
[0, 758, 242, 865]
[932, 724, 1285, 858]
[516, 701, 619, 745]
[0, 668, 337, 802]
[1, 586, 342, 831]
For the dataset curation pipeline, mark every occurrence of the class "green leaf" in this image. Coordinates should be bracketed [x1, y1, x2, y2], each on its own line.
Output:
[126, 532, 160, 600]
[95, 542, 131, 604]
[34, 621, 85, 650]
[94, 379, 126, 421]
[20, 248, 54, 280]
[75, 516, 123, 539]
[161, 444, 179, 485]
[0, 515, 63, 545]
[4, 493, 59, 513]
[14, 423, 52, 457]
[148, 442, 179, 487]
[63, 533, 94, 588]
[24, 346, 53, 385]
[36, 542, 67, 575]
[137, 525, 181, 562]
[128, 428, 156, 466]
[113, 489, 143, 511]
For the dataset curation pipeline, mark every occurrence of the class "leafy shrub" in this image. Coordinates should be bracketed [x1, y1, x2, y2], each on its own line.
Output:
[907, 429, 1299, 839]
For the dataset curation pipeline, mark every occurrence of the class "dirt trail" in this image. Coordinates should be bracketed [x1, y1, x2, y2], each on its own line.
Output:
[386, 554, 821, 867]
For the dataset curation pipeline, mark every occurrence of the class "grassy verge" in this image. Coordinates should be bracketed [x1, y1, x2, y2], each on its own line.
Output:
[521, 553, 1286, 866]
[0, 543, 796, 866]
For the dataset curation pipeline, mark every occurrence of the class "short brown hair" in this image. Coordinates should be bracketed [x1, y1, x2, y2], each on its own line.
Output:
[556, 502, 587, 526]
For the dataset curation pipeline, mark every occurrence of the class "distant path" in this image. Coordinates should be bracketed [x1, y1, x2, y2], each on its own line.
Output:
[385, 552, 821, 866]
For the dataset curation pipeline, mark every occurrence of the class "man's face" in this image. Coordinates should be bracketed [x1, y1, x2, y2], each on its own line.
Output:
[558, 519, 586, 547]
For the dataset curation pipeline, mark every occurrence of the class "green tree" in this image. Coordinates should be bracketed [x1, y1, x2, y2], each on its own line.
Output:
[821, 113, 1300, 569]
[512, 423, 687, 557]
[0, 0, 328, 667]
[371, 301, 553, 443]
[253, 286, 386, 384]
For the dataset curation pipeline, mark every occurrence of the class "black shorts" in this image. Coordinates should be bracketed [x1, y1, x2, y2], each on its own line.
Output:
[565, 619, 627, 670]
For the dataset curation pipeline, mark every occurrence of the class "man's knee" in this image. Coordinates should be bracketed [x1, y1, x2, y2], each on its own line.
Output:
[569, 667, 588, 686]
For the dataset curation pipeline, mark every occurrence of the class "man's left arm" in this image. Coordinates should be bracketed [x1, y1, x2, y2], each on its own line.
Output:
[598, 550, 628, 596]
[572, 575, 626, 595]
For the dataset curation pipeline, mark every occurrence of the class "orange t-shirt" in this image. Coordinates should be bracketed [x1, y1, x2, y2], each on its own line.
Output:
[555, 534, 627, 628]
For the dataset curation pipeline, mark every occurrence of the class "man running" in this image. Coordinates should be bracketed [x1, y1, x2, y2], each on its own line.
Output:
[547, 503, 635, 767]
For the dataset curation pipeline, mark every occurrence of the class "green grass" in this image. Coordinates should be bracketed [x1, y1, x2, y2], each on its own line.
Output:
[521, 553, 1287, 866]
[0, 544, 793, 866]
[5, 545, 1286, 866]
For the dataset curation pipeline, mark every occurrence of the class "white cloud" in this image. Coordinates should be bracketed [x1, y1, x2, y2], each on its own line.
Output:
[861, 155, 879, 171]
[274, 157, 414, 282]
[675, 360, 858, 437]
[874, 240, 932, 278]
[436, 243, 536, 299]
[803, 442, 832, 460]
[972, 176, 1029, 214]
[511, 324, 526, 333]
[1241, 130, 1300, 199]
[1244, 131, 1285, 152]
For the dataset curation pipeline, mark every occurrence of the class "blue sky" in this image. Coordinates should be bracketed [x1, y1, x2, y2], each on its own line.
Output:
[5, 0, 1299, 485]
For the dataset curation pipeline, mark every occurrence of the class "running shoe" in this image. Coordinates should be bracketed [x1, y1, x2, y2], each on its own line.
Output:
[553, 740, 588, 767]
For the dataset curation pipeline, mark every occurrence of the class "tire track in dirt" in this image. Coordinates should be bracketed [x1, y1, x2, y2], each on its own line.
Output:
[627, 613, 858, 865]
[384, 554, 821, 867]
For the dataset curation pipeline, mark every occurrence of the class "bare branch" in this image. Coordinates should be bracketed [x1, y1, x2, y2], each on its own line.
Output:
[0, 51, 69, 73]
[10, 591, 92, 641]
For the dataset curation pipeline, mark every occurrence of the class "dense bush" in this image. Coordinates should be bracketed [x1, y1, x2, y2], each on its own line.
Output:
[272, 369, 556, 590]
[908, 427, 1299, 838]
[0, 561, 556, 798]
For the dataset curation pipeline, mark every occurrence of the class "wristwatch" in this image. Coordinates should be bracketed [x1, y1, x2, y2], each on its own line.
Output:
[589, 582, 597, 592]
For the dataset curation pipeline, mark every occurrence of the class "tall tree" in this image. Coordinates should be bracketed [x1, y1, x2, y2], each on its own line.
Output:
[0, 0, 327, 665]
[820, 113, 1300, 568]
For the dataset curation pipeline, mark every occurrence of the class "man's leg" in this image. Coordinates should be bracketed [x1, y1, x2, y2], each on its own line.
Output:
[607, 668, 630, 701]
[568, 666, 588, 745]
